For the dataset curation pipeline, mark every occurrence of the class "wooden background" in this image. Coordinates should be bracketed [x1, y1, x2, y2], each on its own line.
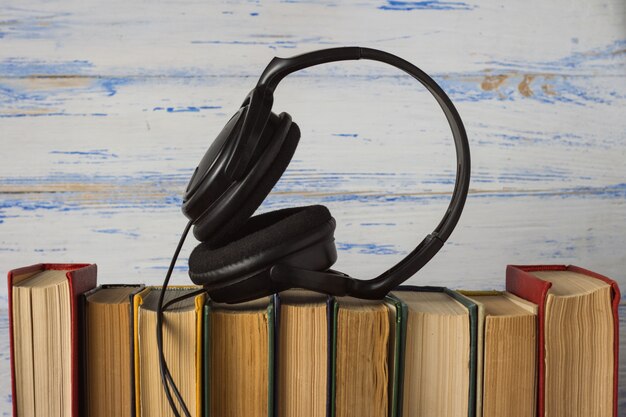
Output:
[0, 0, 624, 413]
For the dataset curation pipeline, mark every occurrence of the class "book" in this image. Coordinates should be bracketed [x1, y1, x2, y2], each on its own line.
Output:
[506, 265, 620, 417]
[205, 296, 275, 417]
[8, 263, 97, 417]
[331, 297, 401, 417]
[82, 284, 144, 417]
[460, 291, 537, 417]
[133, 287, 205, 417]
[392, 286, 477, 417]
[275, 290, 331, 417]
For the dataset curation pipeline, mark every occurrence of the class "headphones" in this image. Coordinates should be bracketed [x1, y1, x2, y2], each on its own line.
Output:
[182, 47, 470, 304]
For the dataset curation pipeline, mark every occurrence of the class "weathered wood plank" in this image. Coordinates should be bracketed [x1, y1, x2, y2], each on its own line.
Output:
[0, 0, 625, 412]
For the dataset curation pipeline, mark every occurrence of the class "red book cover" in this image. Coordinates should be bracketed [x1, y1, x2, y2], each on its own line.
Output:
[7, 263, 97, 417]
[506, 264, 620, 417]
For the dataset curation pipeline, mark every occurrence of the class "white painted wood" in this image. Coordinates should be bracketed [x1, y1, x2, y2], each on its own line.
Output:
[1, 0, 625, 411]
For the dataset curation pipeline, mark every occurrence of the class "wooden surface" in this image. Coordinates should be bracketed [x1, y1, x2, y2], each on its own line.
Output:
[0, 0, 624, 413]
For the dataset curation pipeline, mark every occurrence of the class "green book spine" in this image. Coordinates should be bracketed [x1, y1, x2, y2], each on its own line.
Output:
[385, 294, 407, 417]
[267, 300, 275, 417]
[203, 302, 210, 417]
[330, 298, 338, 417]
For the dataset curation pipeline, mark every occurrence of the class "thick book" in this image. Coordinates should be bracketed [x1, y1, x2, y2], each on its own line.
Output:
[132, 286, 205, 417]
[8, 263, 97, 417]
[330, 296, 403, 417]
[204, 296, 275, 417]
[506, 264, 620, 417]
[460, 290, 537, 417]
[81, 284, 144, 417]
[392, 286, 477, 417]
[274, 290, 332, 417]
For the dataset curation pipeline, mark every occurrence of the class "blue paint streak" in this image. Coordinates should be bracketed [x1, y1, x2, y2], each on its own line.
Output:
[148, 265, 188, 271]
[0, 199, 81, 212]
[33, 248, 67, 253]
[485, 39, 626, 73]
[0, 58, 93, 77]
[100, 78, 131, 97]
[0, 11, 72, 41]
[94, 228, 140, 238]
[250, 12, 259, 16]
[332, 133, 359, 138]
[0, 112, 108, 118]
[153, 105, 222, 113]
[379, 0, 475, 11]
[190, 36, 335, 49]
[0, 173, 624, 224]
[336, 242, 403, 255]
[191, 40, 298, 48]
[50, 149, 118, 159]
[0, 58, 134, 116]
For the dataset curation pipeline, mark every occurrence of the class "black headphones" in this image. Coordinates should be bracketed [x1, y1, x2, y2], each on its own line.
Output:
[182, 47, 470, 304]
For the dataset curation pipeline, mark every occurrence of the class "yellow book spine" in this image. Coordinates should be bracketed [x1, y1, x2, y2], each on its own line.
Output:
[194, 293, 206, 417]
[133, 287, 151, 416]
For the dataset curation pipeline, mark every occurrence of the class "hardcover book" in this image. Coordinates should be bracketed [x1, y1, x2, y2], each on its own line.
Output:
[205, 296, 275, 417]
[82, 284, 144, 417]
[275, 290, 331, 417]
[330, 296, 402, 417]
[506, 264, 620, 417]
[460, 290, 537, 417]
[8, 263, 97, 417]
[392, 286, 477, 417]
[132, 286, 205, 417]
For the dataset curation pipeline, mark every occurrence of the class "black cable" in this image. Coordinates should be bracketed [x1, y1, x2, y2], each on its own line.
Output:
[157, 288, 208, 416]
[156, 220, 194, 417]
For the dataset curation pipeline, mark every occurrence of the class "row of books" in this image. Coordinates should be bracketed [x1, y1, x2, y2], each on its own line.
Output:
[7, 263, 620, 417]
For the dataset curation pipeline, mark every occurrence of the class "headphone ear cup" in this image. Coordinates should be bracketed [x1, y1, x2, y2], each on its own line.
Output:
[188, 205, 337, 296]
[192, 112, 300, 243]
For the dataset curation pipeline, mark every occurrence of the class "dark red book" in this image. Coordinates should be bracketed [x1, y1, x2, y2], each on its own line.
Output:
[506, 264, 620, 417]
[8, 263, 97, 417]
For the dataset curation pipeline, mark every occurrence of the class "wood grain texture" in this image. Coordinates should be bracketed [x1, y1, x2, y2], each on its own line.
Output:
[0, 0, 624, 413]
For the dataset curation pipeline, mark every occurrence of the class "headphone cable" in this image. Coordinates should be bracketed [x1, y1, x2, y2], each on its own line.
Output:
[156, 220, 195, 417]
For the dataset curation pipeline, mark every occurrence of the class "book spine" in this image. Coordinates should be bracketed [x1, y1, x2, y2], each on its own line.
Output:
[203, 302, 210, 417]
[329, 298, 338, 417]
[325, 295, 333, 417]
[273, 293, 281, 417]
[267, 298, 276, 417]
[127, 285, 145, 417]
[67, 264, 97, 417]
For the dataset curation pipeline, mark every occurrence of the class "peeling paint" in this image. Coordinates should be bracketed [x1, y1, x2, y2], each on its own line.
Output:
[481, 74, 508, 91]
[518, 74, 535, 97]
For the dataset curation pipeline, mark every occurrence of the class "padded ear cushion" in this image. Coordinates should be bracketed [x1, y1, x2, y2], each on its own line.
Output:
[188, 205, 335, 286]
[192, 113, 300, 244]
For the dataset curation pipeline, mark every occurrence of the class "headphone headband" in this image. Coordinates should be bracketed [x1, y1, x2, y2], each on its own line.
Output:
[257, 47, 470, 298]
